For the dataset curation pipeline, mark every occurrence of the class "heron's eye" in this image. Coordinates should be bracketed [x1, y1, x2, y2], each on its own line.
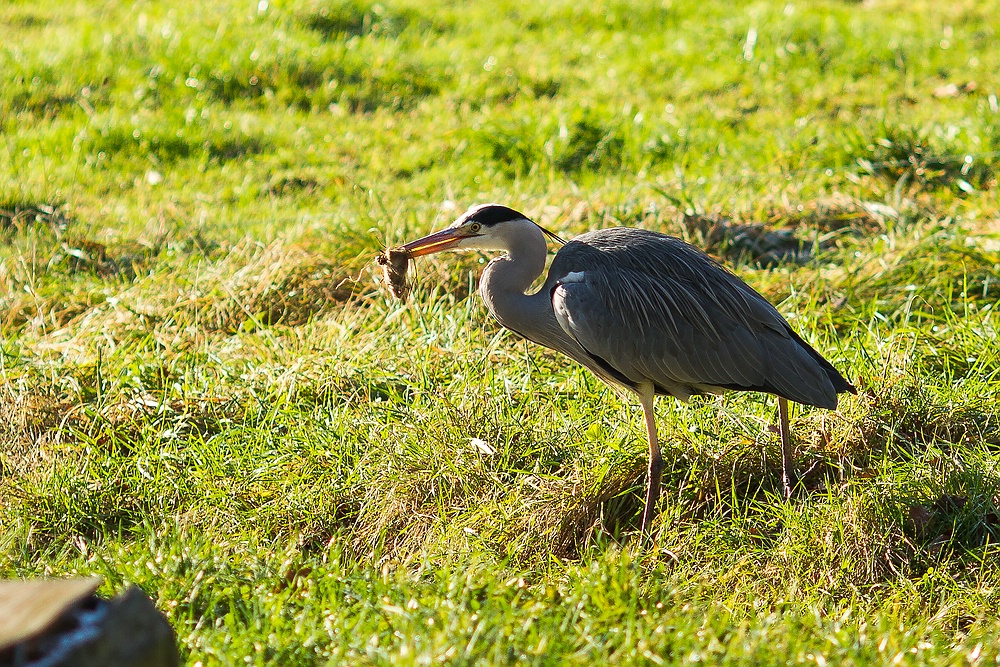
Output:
[469, 223, 482, 233]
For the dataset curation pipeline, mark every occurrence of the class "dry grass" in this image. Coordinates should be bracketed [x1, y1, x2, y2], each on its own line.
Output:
[3, 236, 362, 358]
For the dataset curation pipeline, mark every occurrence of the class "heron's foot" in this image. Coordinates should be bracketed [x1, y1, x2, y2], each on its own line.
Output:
[640, 459, 664, 534]
[781, 468, 802, 500]
[640, 483, 660, 534]
[788, 459, 825, 498]
[639, 508, 654, 535]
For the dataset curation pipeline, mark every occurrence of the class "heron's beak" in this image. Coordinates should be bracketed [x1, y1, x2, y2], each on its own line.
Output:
[399, 227, 467, 257]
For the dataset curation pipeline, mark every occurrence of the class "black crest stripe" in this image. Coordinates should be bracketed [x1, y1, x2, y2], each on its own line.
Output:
[467, 205, 527, 226]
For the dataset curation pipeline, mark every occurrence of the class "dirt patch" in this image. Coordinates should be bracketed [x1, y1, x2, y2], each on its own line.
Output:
[0, 384, 84, 477]
[684, 213, 821, 266]
[56, 237, 152, 279]
[1, 237, 155, 332]
[263, 173, 322, 197]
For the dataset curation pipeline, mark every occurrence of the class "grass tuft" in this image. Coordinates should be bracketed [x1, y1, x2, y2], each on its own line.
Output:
[843, 120, 997, 193]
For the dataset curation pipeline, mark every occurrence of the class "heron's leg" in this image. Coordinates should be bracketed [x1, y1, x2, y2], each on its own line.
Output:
[639, 387, 663, 533]
[777, 396, 797, 499]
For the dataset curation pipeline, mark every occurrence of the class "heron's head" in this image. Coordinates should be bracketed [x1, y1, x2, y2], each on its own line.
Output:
[400, 203, 563, 257]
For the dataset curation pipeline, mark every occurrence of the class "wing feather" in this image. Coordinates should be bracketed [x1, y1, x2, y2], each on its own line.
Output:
[547, 228, 841, 407]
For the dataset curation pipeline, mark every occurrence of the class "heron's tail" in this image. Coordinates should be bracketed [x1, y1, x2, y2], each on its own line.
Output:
[786, 327, 856, 396]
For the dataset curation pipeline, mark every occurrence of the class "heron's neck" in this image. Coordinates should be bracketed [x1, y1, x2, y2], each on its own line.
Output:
[478, 219, 551, 333]
[481, 220, 547, 294]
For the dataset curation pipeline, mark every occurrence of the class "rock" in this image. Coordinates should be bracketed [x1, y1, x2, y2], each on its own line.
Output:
[0, 578, 178, 667]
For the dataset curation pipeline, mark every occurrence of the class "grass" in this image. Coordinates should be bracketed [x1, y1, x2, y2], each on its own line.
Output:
[2, 0, 1000, 664]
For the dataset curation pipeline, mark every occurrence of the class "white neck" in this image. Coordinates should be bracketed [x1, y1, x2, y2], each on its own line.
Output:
[477, 218, 564, 349]
[478, 218, 548, 297]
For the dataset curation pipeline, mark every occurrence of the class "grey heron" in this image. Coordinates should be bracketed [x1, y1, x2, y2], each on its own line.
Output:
[399, 203, 855, 532]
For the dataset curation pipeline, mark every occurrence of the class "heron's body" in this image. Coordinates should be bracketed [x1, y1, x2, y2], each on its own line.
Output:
[400, 204, 855, 532]
[480, 222, 851, 407]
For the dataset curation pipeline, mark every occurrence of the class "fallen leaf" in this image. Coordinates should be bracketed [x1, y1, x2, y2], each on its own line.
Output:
[470, 437, 496, 456]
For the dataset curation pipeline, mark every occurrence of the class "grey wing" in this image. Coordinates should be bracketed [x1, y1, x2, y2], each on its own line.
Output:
[550, 265, 839, 408]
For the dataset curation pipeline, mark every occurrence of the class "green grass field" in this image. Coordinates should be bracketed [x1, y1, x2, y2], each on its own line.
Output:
[3, 0, 1000, 664]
